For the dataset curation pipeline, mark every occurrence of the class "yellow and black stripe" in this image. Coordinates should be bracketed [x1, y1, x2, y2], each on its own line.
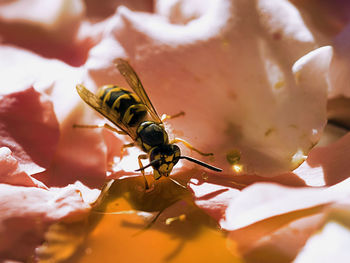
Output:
[97, 85, 147, 127]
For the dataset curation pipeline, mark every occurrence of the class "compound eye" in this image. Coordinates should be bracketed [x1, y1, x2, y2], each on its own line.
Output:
[151, 159, 161, 170]
[170, 145, 181, 163]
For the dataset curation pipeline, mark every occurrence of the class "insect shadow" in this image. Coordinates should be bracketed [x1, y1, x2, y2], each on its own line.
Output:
[89, 175, 222, 262]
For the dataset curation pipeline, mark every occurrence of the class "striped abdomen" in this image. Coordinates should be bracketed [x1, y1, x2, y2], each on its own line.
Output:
[98, 85, 147, 127]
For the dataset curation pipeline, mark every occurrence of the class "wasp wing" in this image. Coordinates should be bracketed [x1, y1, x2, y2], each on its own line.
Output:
[76, 84, 137, 140]
[114, 58, 162, 124]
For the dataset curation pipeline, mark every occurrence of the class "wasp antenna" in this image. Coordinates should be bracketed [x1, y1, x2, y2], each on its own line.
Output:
[135, 159, 161, 172]
[180, 156, 222, 172]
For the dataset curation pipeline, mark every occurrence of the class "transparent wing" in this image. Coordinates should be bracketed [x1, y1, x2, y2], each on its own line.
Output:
[76, 84, 137, 140]
[114, 58, 162, 123]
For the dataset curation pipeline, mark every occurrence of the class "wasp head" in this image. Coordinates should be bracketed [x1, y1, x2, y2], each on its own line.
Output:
[135, 143, 222, 180]
[149, 144, 181, 179]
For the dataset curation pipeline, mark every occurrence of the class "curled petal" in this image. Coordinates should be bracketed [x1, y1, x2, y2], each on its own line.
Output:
[0, 182, 98, 260]
[0, 87, 59, 176]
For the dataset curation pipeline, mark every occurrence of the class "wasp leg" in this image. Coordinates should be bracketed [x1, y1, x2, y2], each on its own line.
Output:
[120, 142, 135, 160]
[133, 208, 165, 236]
[73, 123, 126, 135]
[171, 138, 213, 156]
[161, 111, 185, 122]
[138, 154, 150, 189]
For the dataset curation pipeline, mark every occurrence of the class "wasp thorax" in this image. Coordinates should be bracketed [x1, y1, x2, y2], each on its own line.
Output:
[149, 144, 181, 179]
[137, 121, 169, 151]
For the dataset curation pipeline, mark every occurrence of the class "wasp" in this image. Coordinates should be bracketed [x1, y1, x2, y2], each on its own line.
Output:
[75, 58, 222, 188]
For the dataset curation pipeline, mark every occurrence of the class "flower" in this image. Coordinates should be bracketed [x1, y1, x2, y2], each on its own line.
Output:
[1, 0, 350, 262]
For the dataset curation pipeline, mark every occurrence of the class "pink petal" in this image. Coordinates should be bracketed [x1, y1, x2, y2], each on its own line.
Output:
[0, 147, 47, 188]
[0, 87, 59, 176]
[227, 213, 324, 262]
[85, 0, 328, 176]
[191, 177, 350, 260]
[189, 178, 241, 222]
[0, 0, 87, 66]
[0, 182, 98, 260]
[222, 178, 350, 231]
[294, 221, 350, 263]
[0, 46, 113, 187]
[294, 132, 350, 186]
